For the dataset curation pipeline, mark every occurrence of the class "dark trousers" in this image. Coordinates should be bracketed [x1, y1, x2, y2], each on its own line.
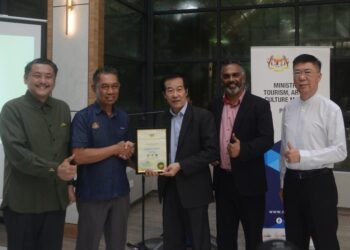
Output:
[215, 169, 265, 250]
[162, 181, 211, 250]
[3, 207, 66, 250]
[283, 169, 339, 250]
[76, 195, 130, 250]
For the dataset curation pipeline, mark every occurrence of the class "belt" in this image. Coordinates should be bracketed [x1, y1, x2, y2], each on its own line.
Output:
[286, 168, 332, 180]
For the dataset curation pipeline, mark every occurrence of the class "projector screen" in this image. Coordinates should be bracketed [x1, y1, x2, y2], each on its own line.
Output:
[0, 16, 46, 203]
[0, 18, 44, 109]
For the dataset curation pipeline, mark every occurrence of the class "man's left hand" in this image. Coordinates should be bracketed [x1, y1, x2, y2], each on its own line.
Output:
[160, 162, 181, 177]
[227, 134, 240, 158]
[284, 142, 300, 164]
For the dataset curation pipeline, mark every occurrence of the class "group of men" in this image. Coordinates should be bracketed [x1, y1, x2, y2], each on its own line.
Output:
[0, 54, 347, 250]
[0, 60, 134, 250]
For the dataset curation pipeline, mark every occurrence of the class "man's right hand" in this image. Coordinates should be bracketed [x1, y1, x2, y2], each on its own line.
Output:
[116, 141, 134, 160]
[57, 154, 77, 181]
[144, 169, 159, 177]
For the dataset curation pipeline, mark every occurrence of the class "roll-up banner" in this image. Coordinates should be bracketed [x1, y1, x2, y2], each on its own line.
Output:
[251, 46, 331, 240]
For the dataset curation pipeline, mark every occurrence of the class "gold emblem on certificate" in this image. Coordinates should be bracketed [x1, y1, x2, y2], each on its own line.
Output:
[137, 129, 167, 173]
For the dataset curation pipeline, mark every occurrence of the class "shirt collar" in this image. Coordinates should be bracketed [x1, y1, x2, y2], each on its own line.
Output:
[223, 89, 246, 107]
[93, 102, 117, 117]
[169, 102, 188, 117]
[24, 90, 53, 110]
[299, 93, 318, 106]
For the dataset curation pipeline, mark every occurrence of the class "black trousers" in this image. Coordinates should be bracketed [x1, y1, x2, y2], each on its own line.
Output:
[215, 169, 265, 250]
[162, 180, 211, 250]
[3, 207, 66, 250]
[283, 168, 339, 250]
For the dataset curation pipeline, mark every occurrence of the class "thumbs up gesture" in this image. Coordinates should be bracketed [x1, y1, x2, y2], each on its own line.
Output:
[227, 133, 240, 158]
[283, 142, 300, 164]
[57, 154, 77, 181]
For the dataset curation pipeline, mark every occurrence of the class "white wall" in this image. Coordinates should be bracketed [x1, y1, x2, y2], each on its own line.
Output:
[0, 144, 3, 204]
[334, 172, 350, 208]
[52, 0, 89, 112]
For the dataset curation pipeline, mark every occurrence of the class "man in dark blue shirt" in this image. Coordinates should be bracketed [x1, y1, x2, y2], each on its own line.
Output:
[71, 66, 134, 250]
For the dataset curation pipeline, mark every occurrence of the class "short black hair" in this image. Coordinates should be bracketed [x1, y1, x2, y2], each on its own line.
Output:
[221, 59, 242, 67]
[220, 60, 246, 74]
[161, 73, 188, 93]
[92, 66, 119, 89]
[293, 54, 322, 72]
[24, 58, 58, 78]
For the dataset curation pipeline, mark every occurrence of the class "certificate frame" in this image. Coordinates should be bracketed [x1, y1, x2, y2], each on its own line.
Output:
[136, 129, 167, 174]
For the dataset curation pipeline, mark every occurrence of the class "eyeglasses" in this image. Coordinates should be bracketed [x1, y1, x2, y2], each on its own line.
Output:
[293, 70, 319, 78]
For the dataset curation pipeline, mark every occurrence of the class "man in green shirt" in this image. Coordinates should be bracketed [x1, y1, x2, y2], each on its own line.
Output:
[0, 58, 77, 250]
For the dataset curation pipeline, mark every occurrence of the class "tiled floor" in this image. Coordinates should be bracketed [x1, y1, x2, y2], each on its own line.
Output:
[0, 191, 349, 250]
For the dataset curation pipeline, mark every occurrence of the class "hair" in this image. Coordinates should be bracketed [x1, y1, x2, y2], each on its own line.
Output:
[24, 58, 58, 78]
[293, 54, 322, 72]
[220, 59, 246, 75]
[92, 66, 119, 89]
[161, 73, 188, 93]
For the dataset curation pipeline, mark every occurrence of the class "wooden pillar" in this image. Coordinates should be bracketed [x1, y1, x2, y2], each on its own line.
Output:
[88, 0, 104, 104]
[47, 0, 53, 59]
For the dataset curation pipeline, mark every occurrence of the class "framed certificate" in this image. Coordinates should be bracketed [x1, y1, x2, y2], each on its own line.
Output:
[136, 129, 167, 174]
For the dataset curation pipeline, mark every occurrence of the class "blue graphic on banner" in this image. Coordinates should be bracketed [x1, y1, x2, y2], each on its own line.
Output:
[264, 141, 285, 229]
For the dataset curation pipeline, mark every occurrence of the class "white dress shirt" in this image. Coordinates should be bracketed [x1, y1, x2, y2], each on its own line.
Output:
[170, 102, 188, 164]
[280, 93, 347, 187]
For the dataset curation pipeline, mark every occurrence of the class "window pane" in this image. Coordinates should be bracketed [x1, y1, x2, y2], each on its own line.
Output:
[123, 0, 144, 10]
[154, 13, 217, 60]
[104, 58, 144, 113]
[333, 60, 350, 171]
[300, 4, 350, 56]
[300, 3, 350, 171]
[5, 0, 47, 19]
[153, 0, 217, 11]
[128, 113, 159, 141]
[105, 0, 144, 60]
[222, 0, 291, 6]
[221, 8, 295, 59]
[153, 63, 217, 110]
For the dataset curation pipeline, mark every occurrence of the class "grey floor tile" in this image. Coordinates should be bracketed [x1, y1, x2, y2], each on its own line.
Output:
[0, 191, 349, 250]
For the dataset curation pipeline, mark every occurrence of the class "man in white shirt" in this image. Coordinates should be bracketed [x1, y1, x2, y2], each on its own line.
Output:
[280, 54, 348, 250]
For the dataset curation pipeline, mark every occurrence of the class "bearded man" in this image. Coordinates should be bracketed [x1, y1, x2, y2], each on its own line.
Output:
[208, 60, 274, 250]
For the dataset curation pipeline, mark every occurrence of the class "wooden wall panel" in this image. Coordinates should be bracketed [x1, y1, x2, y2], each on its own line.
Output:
[88, 0, 104, 105]
[47, 0, 53, 59]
